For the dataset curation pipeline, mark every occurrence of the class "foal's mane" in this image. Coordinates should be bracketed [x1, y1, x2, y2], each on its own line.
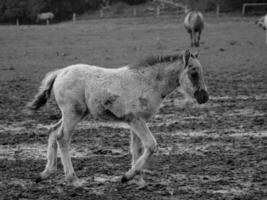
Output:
[130, 52, 183, 69]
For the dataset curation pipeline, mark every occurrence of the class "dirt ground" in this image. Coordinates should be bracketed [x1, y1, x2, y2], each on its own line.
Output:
[0, 15, 266, 200]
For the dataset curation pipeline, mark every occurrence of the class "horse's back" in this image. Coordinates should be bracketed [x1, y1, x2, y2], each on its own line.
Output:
[38, 12, 54, 20]
[184, 11, 204, 32]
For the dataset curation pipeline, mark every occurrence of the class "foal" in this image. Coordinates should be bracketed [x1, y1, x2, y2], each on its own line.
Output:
[27, 50, 209, 187]
[184, 9, 204, 47]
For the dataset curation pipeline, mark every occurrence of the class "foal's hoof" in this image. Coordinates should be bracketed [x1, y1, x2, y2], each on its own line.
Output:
[35, 176, 43, 183]
[67, 176, 86, 187]
[130, 176, 147, 189]
[72, 179, 86, 187]
[121, 175, 129, 183]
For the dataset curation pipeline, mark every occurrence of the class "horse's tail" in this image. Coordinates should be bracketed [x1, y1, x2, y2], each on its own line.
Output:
[26, 69, 61, 111]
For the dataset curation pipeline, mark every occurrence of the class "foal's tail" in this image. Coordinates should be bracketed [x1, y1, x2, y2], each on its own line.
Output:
[26, 69, 61, 111]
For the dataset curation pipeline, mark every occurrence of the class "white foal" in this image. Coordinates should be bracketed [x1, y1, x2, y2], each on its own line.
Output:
[27, 50, 209, 187]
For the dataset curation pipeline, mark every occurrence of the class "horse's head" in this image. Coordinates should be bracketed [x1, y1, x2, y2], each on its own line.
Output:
[255, 17, 266, 30]
[179, 50, 209, 104]
[184, 6, 191, 14]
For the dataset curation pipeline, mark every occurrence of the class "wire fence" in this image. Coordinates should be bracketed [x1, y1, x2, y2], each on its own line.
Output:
[77, 2, 266, 21]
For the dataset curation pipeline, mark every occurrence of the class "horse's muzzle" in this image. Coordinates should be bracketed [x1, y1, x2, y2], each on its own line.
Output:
[194, 89, 209, 104]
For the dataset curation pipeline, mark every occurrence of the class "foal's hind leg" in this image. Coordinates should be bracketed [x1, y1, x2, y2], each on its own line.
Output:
[57, 105, 86, 187]
[130, 130, 146, 187]
[37, 120, 62, 182]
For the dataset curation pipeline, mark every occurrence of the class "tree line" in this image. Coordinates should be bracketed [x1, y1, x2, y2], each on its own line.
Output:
[0, 0, 265, 24]
[0, 0, 149, 24]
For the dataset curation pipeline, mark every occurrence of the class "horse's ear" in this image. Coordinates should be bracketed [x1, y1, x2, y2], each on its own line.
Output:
[183, 50, 190, 67]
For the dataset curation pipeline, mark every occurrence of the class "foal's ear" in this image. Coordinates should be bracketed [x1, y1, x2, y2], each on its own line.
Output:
[183, 49, 190, 67]
[192, 51, 199, 58]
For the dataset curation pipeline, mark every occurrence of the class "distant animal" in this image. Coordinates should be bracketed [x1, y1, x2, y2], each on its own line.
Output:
[36, 12, 54, 24]
[184, 9, 204, 47]
[27, 50, 209, 187]
[255, 14, 267, 44]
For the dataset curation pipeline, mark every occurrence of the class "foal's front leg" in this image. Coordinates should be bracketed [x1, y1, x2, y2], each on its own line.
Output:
[122, 118, 157, 183]
[130, 130, 146, 187]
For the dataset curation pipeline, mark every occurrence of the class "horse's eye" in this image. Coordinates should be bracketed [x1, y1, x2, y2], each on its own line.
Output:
[188, 64, 193, 68]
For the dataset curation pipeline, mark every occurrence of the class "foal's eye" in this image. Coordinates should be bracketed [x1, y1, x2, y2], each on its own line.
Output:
[191, 72, 198, 79]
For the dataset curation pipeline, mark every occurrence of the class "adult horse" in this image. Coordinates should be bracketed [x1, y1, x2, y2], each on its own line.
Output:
[184, 9, 204, 47]
[36, 12, 54, 25]
[27, 50, 209, 187]
[255, 14, 267, 44]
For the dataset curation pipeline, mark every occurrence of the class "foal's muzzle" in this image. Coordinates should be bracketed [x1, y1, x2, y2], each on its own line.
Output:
[194, 89, 209, 104]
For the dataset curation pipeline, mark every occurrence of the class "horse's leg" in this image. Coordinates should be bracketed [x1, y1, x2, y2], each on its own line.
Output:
[122, 118, 157, 183]
[130, 130, 146, 187]
[36, 120, 62, 182]
[57, 105, 85, 187]
[189, 30, 194, 47]
[192, 30, 197, 47]
[196, 31, 201, 47]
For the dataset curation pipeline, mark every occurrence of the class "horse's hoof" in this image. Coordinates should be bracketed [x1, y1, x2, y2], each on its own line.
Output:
[35, 176, 42, 183]
[121, 175, 129, 183]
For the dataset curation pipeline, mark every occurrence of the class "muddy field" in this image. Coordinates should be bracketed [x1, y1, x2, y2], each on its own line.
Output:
[0, 15, 267, 200]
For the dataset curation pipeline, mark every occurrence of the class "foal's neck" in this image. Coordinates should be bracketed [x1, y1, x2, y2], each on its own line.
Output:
[158, 62, 182, 98]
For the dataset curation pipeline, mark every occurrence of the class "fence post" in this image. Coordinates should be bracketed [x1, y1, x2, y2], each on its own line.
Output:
[156, 6, 160, 17]
[72, 13, 76, 23]
[133, 8, 137, 17]
[100, 9, 104, 18]
[16, 18, 19, 26]
[46, 19, 49, 25]
[161, 2, 165, 9]
[242, 4, 246, 15]
[216, 4, 220, 17]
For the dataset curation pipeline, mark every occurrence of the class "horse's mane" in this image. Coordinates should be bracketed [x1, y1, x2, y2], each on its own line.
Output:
[130, 52, 183, 69]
